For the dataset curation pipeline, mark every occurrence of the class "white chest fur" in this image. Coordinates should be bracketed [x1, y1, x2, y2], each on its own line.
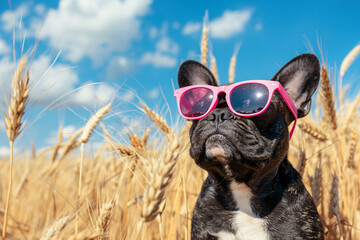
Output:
[212, 182, 269, 240]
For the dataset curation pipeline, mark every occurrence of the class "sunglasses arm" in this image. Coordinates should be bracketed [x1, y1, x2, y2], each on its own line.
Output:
[276, 85, 298, 140]
[288, 118, 297, 140]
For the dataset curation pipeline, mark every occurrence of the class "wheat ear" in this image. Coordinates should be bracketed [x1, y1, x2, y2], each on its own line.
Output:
[2, 57, 29, 238]
[78, 103, 111, 144]
[311, 156, 322, 208]
[329, 173, 343, 238]
[342, 95, 360, 128]
[141, 105, 172, 135]
[210, 53, 219, 85]
[200, 11, 209, 66]
[140, 134, 180, 222]
[228, 43, 241, 83]
[95, 200, 114, 239]
[347, 130, 358, 169]
[40, 216, 70, 240]
[340, 44, 360, 78]
[76, 103, 111, 235]
[298, 151, 307, 176]
[320, 64, 337, 130]
[298, 122, 328, 141]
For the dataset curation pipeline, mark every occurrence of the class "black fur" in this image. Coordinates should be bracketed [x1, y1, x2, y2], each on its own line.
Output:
[177, 54, 324, 239]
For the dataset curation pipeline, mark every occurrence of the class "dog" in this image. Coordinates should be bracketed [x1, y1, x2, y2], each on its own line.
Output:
[175, 54, 323, 239]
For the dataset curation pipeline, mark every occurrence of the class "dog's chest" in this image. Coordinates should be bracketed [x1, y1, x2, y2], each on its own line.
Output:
[212, 182, 269, 240]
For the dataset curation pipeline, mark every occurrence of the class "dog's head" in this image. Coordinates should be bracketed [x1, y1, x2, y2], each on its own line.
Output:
[177, 54, 320, 184]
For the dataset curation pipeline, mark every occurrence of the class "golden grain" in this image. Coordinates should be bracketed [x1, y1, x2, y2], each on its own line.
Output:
[96, 201, 114, 238]
[79, 103, 111, 144]
[200, 11, 209, 66]
[210, 55, 219, 85]
[140, 134, 180, 222]
[2, 57, 30, 238]
[298, 122, 328, 141]
[40, 216, 70, 240]
[141, 104, 172, 135]
[320, 64, 338, 130]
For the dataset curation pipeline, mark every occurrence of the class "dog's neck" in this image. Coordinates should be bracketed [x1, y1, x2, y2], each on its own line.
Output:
[208, 157, 298, 217]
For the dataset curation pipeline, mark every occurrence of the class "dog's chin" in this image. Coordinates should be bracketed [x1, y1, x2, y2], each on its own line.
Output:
[205, 134, 234, 161]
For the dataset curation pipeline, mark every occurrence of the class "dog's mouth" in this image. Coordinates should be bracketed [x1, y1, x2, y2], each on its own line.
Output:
[205, 134, 234, 161]
[204, 133, 272, 167]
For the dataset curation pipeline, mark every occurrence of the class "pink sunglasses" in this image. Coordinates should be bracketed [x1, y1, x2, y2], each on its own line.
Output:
[174, 80, 298, 139]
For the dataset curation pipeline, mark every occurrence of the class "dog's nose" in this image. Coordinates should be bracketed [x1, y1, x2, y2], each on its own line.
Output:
[207, 109, 234, 126]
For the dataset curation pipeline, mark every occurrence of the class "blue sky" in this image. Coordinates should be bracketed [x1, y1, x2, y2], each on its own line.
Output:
[0, 0, 359, 156]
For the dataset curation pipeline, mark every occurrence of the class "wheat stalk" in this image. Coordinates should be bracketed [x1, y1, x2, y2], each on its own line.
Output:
[200, 11, 209, 66]
[60, 128, 84, 159]
[340, 44, 360, 78]
[76, 103, 111, 235]
[320, 64, 337, 130]
[298, 122, 328, 141]
[51, 126, 63, 162]
[2, 57, 29, 238]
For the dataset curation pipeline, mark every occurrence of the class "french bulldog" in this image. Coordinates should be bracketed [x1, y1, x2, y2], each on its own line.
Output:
[176, 54, 323, 239]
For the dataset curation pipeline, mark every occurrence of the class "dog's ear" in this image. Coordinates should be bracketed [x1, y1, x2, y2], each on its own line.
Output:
[178, 60, 218, 88]
[272, 54, 320, 118]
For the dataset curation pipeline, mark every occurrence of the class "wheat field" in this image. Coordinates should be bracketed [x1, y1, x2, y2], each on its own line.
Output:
[0, 23, 359, 240]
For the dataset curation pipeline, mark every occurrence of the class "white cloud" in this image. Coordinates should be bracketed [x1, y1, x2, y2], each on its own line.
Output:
[148, 22, 169, 40]
[0, 54, 117, 107]
[148, 88, 160, 99]
[36, 0, 153, 65]
[71, 83, 117, 106]
[140, 52, 177, 68]
[29, 55, 80, 105]
[255, 23, 263, 31]
[106, 56, 134, 79]
[172, 22, 180, 29]
[210, 9, 253, 39]
[187, 50, 198, 59]
[182, 22, 201, 35]
[149, 27, 158, 39]
[156, 37, 179, 55]
[0, 38, 10, 55]
[34, 4, 46, 15]
[1, 3, 30, 32]
[0, 146, 10, 157]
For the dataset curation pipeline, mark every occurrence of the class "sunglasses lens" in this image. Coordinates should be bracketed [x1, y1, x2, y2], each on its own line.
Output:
[180, 88, 214, 118]
[230, 83, 269, 114]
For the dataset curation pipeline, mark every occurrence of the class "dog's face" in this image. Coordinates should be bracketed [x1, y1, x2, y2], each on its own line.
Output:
[177, 54, 320, 186]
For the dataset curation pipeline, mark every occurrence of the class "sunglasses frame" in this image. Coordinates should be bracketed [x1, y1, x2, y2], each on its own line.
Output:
[174, 80, 298, 139]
